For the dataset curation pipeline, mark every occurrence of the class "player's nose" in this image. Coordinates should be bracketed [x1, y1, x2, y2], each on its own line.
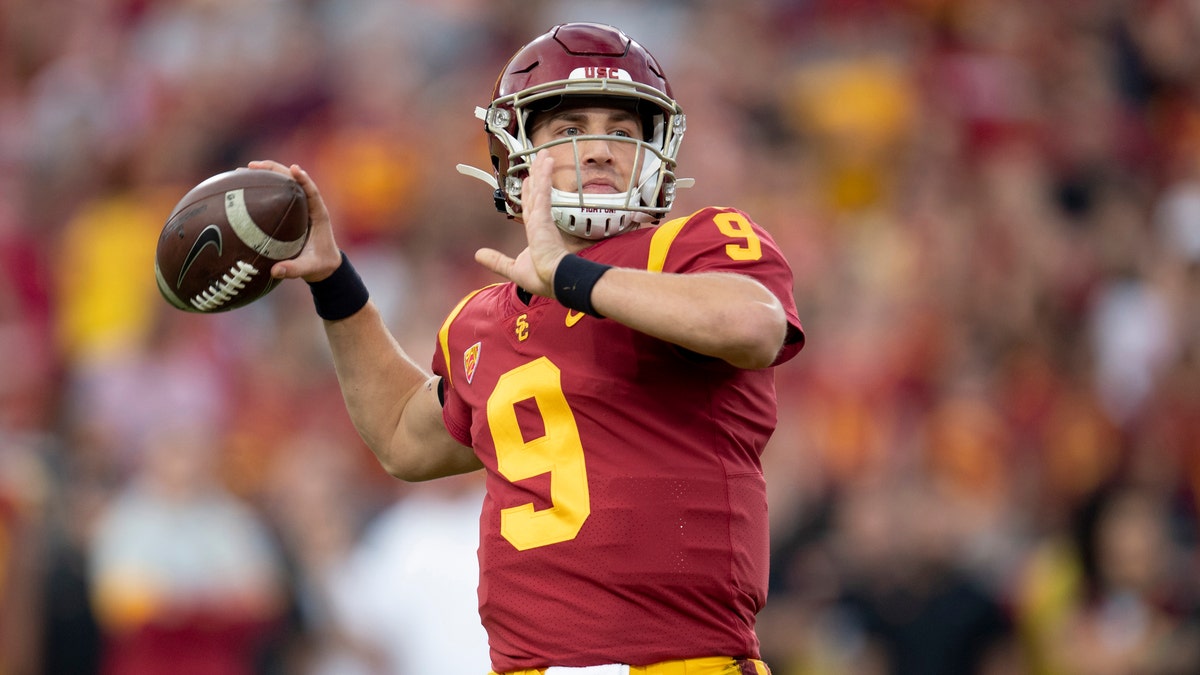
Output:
[577, 136, 616, 164]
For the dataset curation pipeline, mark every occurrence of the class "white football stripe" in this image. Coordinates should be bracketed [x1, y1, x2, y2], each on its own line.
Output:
[224, 188, 306, 259]
[155, 261, 192, 311]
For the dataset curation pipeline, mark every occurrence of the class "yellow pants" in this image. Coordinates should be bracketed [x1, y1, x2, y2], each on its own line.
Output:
[493, 656, 772, 675]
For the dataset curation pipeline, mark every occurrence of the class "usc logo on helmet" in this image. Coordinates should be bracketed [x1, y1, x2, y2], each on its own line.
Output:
[570, 66, 632, 81]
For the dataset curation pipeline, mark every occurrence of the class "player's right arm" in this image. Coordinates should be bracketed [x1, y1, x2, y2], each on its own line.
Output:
[322, 302, 481, 481]
[248, 159, 480, 482]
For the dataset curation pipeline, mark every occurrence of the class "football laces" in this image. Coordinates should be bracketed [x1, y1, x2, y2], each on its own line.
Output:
[190, 260, 259, 312]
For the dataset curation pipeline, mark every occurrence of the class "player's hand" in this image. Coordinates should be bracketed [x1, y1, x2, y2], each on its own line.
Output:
[247, 160, 343, 283]
[474, 153, 569, 298]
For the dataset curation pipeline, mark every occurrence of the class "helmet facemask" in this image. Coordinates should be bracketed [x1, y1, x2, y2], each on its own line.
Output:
[489, 84, 686, 239]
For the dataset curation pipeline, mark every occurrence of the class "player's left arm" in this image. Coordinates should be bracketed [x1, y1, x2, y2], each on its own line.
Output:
[475, 153, 796, 370]
[587, 266, 787, 369]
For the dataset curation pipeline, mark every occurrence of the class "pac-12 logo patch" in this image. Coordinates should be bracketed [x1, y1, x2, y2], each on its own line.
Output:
[463, 342, 481, 384]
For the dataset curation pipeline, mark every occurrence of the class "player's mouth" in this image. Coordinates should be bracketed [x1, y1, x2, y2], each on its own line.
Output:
[581, 179, 619, 193]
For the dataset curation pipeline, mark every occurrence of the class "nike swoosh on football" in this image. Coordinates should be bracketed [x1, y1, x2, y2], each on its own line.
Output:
[178, 224, 223, 287]
[565, 309, 586, 327]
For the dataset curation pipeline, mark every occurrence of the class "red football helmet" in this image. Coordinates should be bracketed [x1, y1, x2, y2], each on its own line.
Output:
[457, 23, 687, 239]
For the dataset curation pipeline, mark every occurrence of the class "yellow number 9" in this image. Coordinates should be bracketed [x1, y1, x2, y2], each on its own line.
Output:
[488, 357, 591, 551]
[714, 212, 763, 261]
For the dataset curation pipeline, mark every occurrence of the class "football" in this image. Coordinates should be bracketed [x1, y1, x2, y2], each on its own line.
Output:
[155, 168, 309, 313]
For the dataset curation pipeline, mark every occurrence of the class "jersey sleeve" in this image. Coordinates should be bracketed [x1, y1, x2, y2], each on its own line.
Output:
[430, 288, 487, 447]
[648, 207, 805, 365]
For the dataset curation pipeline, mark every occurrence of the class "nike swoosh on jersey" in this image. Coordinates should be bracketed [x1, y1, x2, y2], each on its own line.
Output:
[178, 224, 223, 287]
[565, 309, 586, 327]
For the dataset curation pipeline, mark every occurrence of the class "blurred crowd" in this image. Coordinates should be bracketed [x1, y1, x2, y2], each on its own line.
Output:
[3, 0, 1200, 673]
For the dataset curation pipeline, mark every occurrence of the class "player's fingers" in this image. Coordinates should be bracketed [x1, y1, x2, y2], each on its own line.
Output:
[523, 154, 554, 213]
[245, 163, 339, 282]
[271, 260, 300, 279]
[248, 162, 329, 223]
[286, 165, 332, 221]
[288, 164, 318, 195]
[247, 159, 290, 176]
[474, 248, 514, 278]
[271, 246, 327, 279]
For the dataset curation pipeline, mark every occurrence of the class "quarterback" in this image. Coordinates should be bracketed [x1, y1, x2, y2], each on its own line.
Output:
[252, 22, 804, 675]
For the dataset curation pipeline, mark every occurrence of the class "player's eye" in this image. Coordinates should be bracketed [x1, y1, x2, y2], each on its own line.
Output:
[557, 124, 636, 139]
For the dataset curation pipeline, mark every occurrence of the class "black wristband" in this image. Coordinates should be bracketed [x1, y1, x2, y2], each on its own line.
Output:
[307, 251, 369, 321]
[553, 254, 612, 318]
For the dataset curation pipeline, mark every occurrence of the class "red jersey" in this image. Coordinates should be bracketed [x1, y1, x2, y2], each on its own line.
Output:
[431, 207, 804, 671]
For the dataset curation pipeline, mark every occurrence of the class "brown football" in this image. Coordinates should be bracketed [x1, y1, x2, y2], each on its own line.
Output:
[155, 169, 309, 313]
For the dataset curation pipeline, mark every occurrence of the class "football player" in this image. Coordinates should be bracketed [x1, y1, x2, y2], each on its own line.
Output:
[252, 22, 803, 675]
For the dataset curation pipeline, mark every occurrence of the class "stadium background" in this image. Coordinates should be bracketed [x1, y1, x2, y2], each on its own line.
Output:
[3, 0, 1200, 673]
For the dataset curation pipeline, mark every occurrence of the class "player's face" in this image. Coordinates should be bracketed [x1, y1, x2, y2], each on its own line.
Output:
[528, 103, 645, 195]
